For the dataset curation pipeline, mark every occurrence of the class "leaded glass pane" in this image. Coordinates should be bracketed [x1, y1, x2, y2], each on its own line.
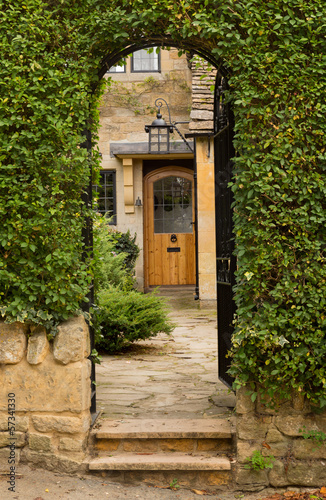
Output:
[153, 176, 192, 234]
[94, 171, 116, 224]
[132, 48, 160, 72]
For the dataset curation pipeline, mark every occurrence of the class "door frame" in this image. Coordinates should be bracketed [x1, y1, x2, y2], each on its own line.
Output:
[144, 166, 195, 287]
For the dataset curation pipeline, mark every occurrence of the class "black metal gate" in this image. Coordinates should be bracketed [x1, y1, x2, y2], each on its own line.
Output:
[81, 128, 96, 416]
[214, 74, 236, 389]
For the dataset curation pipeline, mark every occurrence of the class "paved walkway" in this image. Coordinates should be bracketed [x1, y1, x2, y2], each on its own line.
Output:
[96, 287, 235, 420]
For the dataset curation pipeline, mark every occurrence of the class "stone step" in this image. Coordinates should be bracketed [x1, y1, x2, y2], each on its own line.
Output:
[88, 419, 234, 490]
[93, 418, 233, 439]
[91, 418, 234, 455]
[88, 453, 231, 471]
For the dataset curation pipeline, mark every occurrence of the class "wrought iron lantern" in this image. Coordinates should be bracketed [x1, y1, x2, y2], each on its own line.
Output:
[145, 98, 174, 154]
[135, 196, 142, 207]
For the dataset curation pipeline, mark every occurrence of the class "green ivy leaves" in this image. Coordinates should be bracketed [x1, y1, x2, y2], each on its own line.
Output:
[1, 0, 326, 405]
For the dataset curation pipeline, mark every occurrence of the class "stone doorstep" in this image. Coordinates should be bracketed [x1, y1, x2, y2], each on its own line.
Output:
[93, 419, 233, 440]
[88, 453, 231, 471]
[94, 437, 233, 455]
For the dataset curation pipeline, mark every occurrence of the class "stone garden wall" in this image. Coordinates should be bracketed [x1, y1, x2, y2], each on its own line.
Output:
[0, 317, 92, 476]
[235, 387, 326, 490]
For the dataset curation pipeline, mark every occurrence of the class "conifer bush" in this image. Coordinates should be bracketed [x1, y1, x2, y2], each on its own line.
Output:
[93, 216, 174, 353]
[94, 287, 174, 353]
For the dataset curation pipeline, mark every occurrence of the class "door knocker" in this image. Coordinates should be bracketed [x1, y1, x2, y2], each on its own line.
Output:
[170, 234, 177, 243]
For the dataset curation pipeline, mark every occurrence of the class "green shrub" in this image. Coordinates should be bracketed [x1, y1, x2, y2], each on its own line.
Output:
[110, 230, 140, 274]
[93, 216, 137, 292]
[94, 287, 174, 353]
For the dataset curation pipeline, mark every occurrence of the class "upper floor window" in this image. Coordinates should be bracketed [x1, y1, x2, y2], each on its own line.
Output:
[131, 48, 160, 73]
[108, 61, 126, 73]
[93, 171, 117, 224]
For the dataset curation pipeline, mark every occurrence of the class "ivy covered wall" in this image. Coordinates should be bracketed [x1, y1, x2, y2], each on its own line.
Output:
[1, 0, 325, 406]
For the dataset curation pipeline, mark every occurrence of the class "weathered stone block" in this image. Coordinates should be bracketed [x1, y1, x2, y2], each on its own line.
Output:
[235, 466, 269, 487]
[265, 424, 287, 443]
[0, 431, 26, 448]
[236, 386, 255, 414]
[268, 460, 289, 487]
[53, 316, 90, 365]
[287, 461, 326, 486]
[0, 415, 28, 432]
[159, 439, 193, 453]
[262, 440, 289, 458]
[190, 110, 213, 120]
[237, 440, 261, 464]
[291, 391, 305, 411]
[126, 470, 231, 490]
[275, 415, 317, 437]
[27, 325, 49, 365]
[0, 357, 91, 413]
[293, 439, 326, 459]
[254, 423, 290, 459]
[29, 433, 53, 452]
[32, 414, 91, 434]
[123, 439, 158, 452]
[0, 447, 21, 472]
[22, 449, 85, 473]
[254, 388, 301, 415]
[95, 439, 120, 452]
[59, 437, 86, 452]
[206, 470, 232, 486]
[189, 120, 214, 130]
[126, 470, 166, 486]
[192, 103, 214, 111]
[0, 322, 28, 364]
[315, 414, 326, 433]
[237, 415, 272, 440]
[197, 438, 231, 452]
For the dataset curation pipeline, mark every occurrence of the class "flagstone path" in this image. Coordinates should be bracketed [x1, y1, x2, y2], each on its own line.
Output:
[96, 287, 235, 419]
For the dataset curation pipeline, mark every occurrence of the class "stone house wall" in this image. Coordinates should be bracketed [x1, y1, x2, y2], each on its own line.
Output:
[98, 51, 220, 299]
[98, 48, 193, 290]
[189, 59, 216, 134]
[0, 318, 91, 475]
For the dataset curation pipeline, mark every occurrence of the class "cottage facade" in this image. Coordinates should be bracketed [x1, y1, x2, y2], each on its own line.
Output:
[98, 48, 217, 302]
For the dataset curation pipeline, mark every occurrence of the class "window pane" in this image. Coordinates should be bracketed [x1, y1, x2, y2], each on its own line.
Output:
[108, 61, 126, 73]
[132, 48, 160, 72]
[153, 176, 192, 234]
[93, 171, 117, 224]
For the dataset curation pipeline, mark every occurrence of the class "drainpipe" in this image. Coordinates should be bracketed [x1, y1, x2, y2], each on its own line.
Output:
[193, 140, 199, 300]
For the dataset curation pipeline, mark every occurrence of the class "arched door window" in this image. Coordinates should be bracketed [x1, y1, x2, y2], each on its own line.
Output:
[153, 176, 193, 234]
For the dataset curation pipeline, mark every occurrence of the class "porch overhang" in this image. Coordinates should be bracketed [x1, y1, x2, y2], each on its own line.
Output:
[110, 141, 194, 160]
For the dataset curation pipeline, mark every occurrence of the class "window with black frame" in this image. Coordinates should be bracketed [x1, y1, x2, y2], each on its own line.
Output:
[108, 60, 126, 73]
[131, 48, 160, 72]
[94, 171, 117, 224]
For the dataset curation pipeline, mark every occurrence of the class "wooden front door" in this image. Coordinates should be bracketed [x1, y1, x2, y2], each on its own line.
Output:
[144, 167, 196, 286]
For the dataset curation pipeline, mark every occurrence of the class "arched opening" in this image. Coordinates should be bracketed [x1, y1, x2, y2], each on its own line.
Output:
[92, 39, 235, 418]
